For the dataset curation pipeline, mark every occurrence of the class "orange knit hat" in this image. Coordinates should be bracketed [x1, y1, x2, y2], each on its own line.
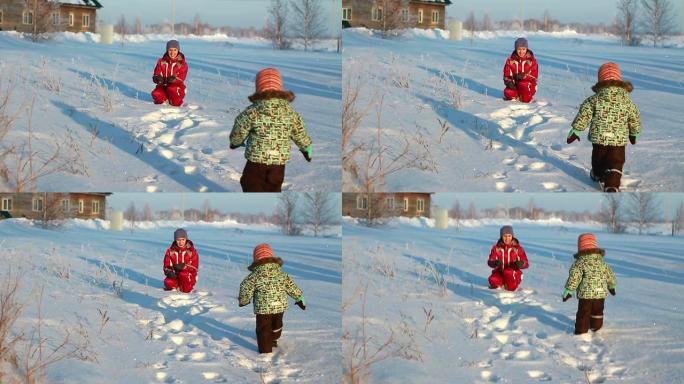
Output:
[253, 243, 275, 262]
[255, 68, 284, 93]
[577, 233, 598, 252]
[598, 62, 622, 82]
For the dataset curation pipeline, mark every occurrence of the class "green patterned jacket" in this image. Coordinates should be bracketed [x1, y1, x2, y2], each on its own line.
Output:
[239, 257, 303, 315]
[230, 98, 312, 165]
[564, 249, 617, 299]
[570, 82, 642, 146]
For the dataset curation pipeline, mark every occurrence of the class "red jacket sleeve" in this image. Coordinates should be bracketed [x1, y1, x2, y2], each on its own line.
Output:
[516, 245, 529, 269]
[153, 58, 163, 80]
[488, 245, 500, 268]
[503, 58, 514, 81]
[186, 247, 199, 273]
[163, 249, 173, 272]
[528, 57, 539, 84]
[177, 60, 188, 82]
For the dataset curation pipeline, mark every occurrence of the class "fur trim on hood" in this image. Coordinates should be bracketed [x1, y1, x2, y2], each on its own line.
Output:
[496, 237, 521, 247]
[592, 80, 633, 93]
[248, 90, 295, 103]
[248, 256, 283, 271]
[162, 51, 186, 63]
[574, 248, 606, 258]
[169, 239, 194, 250]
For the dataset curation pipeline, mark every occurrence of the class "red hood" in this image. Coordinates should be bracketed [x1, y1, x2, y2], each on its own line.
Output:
[496, 238, 521, 248]
[161, 51, 186, 64]
[509, 49, 535, 61]
[169, 239, 195, 252]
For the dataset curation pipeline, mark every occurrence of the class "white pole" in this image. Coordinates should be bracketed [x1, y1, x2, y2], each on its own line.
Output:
[171, 0, 176, 35]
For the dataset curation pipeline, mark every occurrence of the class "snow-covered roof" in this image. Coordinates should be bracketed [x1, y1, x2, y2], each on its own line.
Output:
[412, 0, 453, 5]
[52, 0, 103, 8]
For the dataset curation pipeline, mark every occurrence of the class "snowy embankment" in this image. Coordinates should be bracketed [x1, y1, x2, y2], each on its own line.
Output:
[343, 28, 684, 192]
[0, 218, 341, 383]
[0, 32, 341, 192]
[342, 218, 683, 383]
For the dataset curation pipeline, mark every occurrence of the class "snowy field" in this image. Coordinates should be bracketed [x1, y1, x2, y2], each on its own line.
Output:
[0, 32, 341, 192]
[343, 217, 683, 383]
[343, 29, 684, 192]
[0, 218, 341, 383]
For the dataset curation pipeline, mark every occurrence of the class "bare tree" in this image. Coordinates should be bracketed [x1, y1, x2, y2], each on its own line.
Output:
[116, 14, 128, 46]
[448, 200, 461, 229]
[543, 10, 552, 31]
[276, 192, 300, 235]
[142, 202, 153, 221]
[615, 0, 640, 46]
[124, 201, 137, 232]
[467, 201, 477, 219]
[265, 0, 291, 49]
[671, 201, 684, 236]
[482, 13, 493, 31]
[374, 0, 413, 38]
[598, 194, 625, 233]
[290, 0, 327, 51]
[40, 193, 67, 229]
[527, 198, 538, 220]
[464, 11, 477, 34]
[193, 13, 203, 35]
[24, 0, 60, 42]
[626, 193, 660, 235]
[201, 199, 214, 222]
[302, 192, 338, 236]
[640, 0, 676, 47]
[134, 16, 143, 34]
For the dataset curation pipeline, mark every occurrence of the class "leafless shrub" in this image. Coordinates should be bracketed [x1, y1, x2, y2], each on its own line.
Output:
[39, 59, 62, 93]
[343, 282, 423, 384]
[97, 309, 110, 335]
[422, 306, 434, 334]
[422, 261, 448, 297]
[0, 271, 24, 384]
[0, 274, 96, 384]
[342, 68, 375, 181]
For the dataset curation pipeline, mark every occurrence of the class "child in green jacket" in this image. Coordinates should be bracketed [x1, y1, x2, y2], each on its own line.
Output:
[562, 233, 617, 335]
[239, 243, 305, 353]
[229, 67, 313, 192]
[566, 62, 642, 192]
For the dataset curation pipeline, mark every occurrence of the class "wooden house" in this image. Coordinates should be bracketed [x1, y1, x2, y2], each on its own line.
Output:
[342, 0, 452, 30]
[343, 192, 433, 219]
[0, 0, 102, 33]
[0, 193, 109, 220]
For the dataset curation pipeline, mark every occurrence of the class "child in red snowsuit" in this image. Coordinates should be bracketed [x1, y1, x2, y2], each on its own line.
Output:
[151, 39, 188, 106]
[487, 225, 529, 291]
[503, 38, 538, 103]
[163, 228, 199, 293]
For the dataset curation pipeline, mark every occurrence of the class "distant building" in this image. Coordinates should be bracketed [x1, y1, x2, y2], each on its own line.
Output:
[0, 0, 102, 33]
[343, 192, 433, 219]
[0, 193, 109, 220]
[342, 0, 452, 30]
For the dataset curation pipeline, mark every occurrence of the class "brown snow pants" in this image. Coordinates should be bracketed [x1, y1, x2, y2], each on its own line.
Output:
[240, 161, 286, 192]
[256, 312, 284, 353]
[591, 144, 625, 192]
[575, 298, 605, 335]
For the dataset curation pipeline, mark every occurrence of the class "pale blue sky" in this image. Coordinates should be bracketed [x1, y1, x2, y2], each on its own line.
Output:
[432, 193, 684, 218]
[108, 193, 341, 214]
[99, 0, 339, 31]
[448, 0, 683, 26]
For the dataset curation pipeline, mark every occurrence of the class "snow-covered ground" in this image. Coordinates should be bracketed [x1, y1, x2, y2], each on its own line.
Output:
[0, 218, 341, 383]
[0, 32, 341, 191]
[343, 217, 683, 383]
[343, 28, 684, 192]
